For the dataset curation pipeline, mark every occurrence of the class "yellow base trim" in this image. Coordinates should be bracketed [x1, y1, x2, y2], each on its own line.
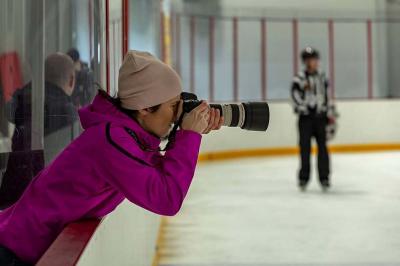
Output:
[151, 217, 167, 266]
[329, 143, 400, 153]
[198, 143, 400, 162]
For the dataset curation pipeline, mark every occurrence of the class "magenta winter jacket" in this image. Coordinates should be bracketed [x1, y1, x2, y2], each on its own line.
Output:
[0, 92, 202, 264]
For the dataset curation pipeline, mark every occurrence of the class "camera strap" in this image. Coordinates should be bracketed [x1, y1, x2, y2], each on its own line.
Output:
[163, 112, 185, 151]
[123, 112, 185, 153]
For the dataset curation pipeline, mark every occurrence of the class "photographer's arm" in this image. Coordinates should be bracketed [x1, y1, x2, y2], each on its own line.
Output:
[100, 125, 202, 216]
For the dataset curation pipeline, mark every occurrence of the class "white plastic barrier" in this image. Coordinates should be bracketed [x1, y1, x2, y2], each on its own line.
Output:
[200, 100, 400, 153]
[77, 200, 160, 266]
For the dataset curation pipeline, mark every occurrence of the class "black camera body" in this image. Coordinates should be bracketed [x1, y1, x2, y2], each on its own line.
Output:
[181, 92, 269, 132]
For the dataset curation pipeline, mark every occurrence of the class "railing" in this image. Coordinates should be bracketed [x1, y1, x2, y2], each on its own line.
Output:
[170, 14, 400, 102]
[36, 219, 101, 266]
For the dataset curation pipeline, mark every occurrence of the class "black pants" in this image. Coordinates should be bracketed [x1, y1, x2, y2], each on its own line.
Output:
[298, 114, 330, 184]
[0, 246, 31, 266]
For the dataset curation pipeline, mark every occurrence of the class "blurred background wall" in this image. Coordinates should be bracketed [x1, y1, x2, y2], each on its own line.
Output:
[168, 0, 400, 154]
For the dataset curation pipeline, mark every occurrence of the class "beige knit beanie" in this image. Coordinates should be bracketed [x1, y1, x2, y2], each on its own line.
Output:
[118, 50, 182, 110]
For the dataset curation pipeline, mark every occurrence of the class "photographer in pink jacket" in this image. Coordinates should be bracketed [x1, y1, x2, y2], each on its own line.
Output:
[0, 50, 223, 265]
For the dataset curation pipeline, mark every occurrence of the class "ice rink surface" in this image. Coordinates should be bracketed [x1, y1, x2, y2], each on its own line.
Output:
[159, 152, 400, 266]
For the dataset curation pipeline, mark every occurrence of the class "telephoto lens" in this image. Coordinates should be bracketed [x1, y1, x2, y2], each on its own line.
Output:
[181, 92, 269, 132]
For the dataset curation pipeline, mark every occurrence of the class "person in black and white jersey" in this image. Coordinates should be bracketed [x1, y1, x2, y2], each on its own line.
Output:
[291, 47, 336, 191]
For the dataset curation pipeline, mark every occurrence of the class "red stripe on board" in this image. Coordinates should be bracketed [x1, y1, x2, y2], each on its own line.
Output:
[37, 219, 101, 266]
[292, 19, 299, 75]
[209, 16, 215, 102]
[122, 0, 129, 57]
[261, 18, 267, 101]
[190, 16, 196, 93]
[112, 22, 116, 91]
[367, 20, 373, 99]
[176, 15, 181, 75]
[233, 17, 239, 102]
[106, 0, 110, 94]
[88, 0, 93, 60]
[328, 20, 335, 99]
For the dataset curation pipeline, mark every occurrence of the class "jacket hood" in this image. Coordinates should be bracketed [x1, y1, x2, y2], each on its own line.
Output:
[78, 91, 161, 148]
